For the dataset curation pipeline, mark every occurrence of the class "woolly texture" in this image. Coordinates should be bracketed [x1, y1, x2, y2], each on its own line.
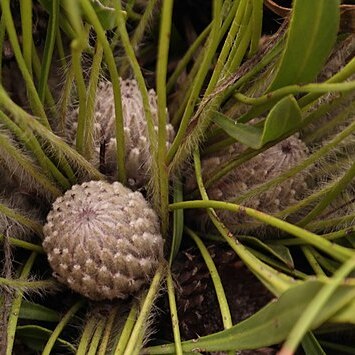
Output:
[67, 79, 175, 188]
[43, 180, 163, 300]
[188, 136, 309, 232]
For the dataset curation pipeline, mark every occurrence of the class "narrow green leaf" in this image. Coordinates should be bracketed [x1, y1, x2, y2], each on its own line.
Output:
[143, 281, 355, 354]
[212, 96, 302, 149]
[301, 332, 326, 355]
[19, 301, 60, 322]
[16, 325, 76, 352]
[212, 111, 262, 149]
[240, 236, 294, 269]
[269, 0, 340, 91]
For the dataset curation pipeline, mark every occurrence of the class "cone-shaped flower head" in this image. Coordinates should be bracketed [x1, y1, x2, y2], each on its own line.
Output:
[43, 180, 163, 300]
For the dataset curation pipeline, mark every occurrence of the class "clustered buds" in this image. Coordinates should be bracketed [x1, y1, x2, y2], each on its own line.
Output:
[67, 79, 175, 188]
[43, 180, 163, 300]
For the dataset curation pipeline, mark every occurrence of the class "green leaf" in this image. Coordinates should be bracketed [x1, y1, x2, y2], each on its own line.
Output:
[239, 236, 294, 268]
[88, 0, 118, 30]
[269, 0, 340, 91]
[16, 325, 76, 352]
[144, 281, 355, 354]
[302, 332, 326, 355]
[19, 301, 60, 322]
[212, 96, 302, 149]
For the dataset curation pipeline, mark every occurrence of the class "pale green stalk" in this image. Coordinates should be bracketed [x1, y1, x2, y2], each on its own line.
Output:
[169, 200, 355, 262]
[38, 0, 60, 102]
[302, 247, 327, 276]
[205, 0, 243, 94]
[31, 45, 58, 120]
[0, 234, 44, 253]
[156, 0, 174, 234]
[248, 0, 263, 56]
[97, 306, 119, 354]
[123, 265, 164, 355]
[83, 42, 104, 160]
[279, 257, 355, 355]
[6, 252, 37, 355]
[166, 269, 183, 355]
[72, 34, 88, 155]
[0, 203, 43, 236]
[42, 300, 85, 355]
[77, 316, 98, 355]
[114, 303, 138, 354]
[235, 80, 355, 106]
[20, 0, 33, 75]
[186, 227, 233, 331]
[87, 317, 106, 354]
[0, 0, 49, 127]
[167, 0, 223, 164]
[79, 0, 127, 183]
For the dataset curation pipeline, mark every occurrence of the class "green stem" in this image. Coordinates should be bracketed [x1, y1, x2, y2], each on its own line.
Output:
[123, 265, 164, 355]
[0, 234, 44, 253]
[0, 202, 43, 236]
[166, 269, 183, 355]
[302, 246, 326, 276]
[38, 0, 60, 102]
[87, 317, 106, 355]
[114, 303, 138, 355]
[83, 41, 104, 160]
[72, 34, 88, 155]
[156, 0, 174, 235]
[6, 252, 37, 355]
[97, 306, 119, 355]
[234, 80, 355, 106]
[169, 200, 355, 262]
[77, 315, 98, 355]
[1, 0, 49, 127]
[166, 0, 223, 164]
[20, 0, 33, 75]
[0, 278, 58, 290]
[42, 300, 85, 355]
[79, 0, 127, 183]
[186, 227, 233, 329]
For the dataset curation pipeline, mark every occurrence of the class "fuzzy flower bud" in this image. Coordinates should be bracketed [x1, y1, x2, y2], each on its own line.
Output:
[43, 180, 164, 300]
[188, 136, 309, 233]
[67, 79, 175, 189]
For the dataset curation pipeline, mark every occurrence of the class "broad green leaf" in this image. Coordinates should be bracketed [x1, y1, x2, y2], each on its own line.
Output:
[16, 325, 76, 352]
[19, 301, 60, 322]
[260, 95, 302, 145]
[212, 96, 302, 149]
[269, 0, 340, 91]
[144, 281, 355, 354]
[239, 236, 294, 268]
